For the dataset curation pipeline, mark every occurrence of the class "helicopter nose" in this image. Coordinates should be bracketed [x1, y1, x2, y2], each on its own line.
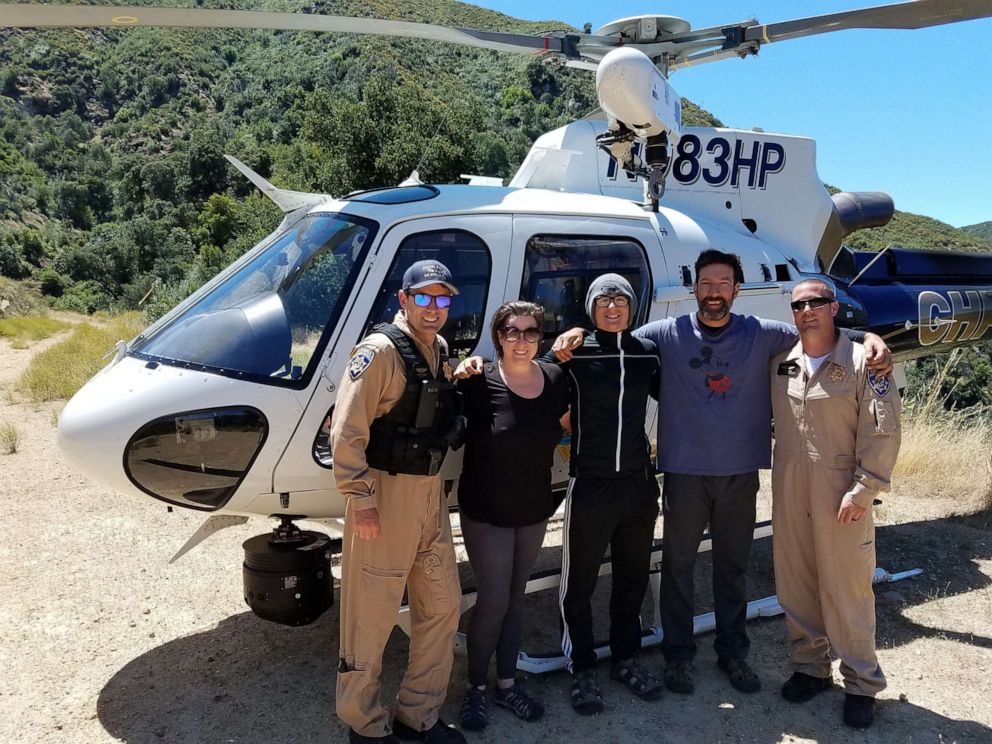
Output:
[58, 355, 282, 512]
[57, 360, 140, 494]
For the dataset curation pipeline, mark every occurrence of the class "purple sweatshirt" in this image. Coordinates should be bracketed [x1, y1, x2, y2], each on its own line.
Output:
[634, 313, 797, 475]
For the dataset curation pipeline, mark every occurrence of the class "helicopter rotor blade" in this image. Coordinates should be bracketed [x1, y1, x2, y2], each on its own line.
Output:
[0, 3, 567, 57]
[744, 0, 992, 46]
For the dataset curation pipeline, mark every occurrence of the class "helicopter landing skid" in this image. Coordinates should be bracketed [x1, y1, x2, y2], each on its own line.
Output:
[392, 520, 922, 674]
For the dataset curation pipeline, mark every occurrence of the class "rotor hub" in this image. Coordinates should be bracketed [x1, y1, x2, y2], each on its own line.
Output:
[594, 15, 691, 43]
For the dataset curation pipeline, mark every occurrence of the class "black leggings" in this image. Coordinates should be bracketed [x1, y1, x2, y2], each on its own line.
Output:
[461, 514, 549, 686]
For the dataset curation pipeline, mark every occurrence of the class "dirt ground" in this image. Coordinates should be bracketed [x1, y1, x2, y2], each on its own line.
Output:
[1, 332, 990, 744]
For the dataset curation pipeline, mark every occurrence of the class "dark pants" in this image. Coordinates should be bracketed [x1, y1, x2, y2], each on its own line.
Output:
[461, 515, 549, 686]
[659, 471, 759, 664]
[559, 472, 660, 672]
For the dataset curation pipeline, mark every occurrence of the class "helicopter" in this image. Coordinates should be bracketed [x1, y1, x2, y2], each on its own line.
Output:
[4, 1, 992, 638]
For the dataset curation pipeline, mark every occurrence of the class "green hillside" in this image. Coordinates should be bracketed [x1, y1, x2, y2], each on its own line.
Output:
[843, 211, 992, 253]
[0, 0, 982, 319]
[0, 0, 724, 315]
[962, 221, 992, 242]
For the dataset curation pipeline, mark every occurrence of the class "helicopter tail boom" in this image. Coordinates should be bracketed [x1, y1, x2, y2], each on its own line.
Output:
[832, 247, 992, 358]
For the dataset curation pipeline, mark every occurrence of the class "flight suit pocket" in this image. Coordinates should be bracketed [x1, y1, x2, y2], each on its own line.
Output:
[356, 565, 407, 665]
[872, 400, 898, 433]
[410, 551, 454, 619]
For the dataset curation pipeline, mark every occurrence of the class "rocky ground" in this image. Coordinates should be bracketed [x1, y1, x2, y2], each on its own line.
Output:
[1, 332, 990, 744]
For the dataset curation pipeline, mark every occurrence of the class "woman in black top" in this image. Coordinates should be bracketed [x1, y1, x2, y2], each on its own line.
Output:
[454, 301, 568, 731]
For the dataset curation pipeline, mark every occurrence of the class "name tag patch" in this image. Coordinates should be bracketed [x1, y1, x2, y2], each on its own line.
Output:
[777, 362, 800, 377]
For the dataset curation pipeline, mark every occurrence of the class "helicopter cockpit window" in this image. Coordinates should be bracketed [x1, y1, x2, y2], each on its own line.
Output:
[363, 229, 491, 358]
[125, 406, 267, 512]
[130, 213, 377, 388]
[520, 235, 651, 336]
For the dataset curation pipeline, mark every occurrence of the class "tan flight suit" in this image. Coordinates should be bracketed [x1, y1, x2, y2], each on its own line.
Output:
[331, 311, 461, 737]
[770, 333, 901, 697]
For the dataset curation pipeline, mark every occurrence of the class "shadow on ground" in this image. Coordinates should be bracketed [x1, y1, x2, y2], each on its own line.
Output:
[97, 509, 991, 744]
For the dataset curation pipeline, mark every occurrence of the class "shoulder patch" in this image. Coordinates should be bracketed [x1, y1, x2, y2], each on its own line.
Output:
[867, 370, 890, 397]
[348, 345, 377, 380]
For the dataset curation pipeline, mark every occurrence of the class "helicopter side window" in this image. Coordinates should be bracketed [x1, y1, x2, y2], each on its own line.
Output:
[520, 235, 652, 336]
[130, 213, 377, 389]
[363, 230, 492, 359]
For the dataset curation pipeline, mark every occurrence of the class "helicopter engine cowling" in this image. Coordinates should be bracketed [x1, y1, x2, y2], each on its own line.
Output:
[816, 191, 895, 273]
[595, 47, 683, 142]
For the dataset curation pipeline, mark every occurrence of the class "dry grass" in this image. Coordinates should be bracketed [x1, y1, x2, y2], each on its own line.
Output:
[15, 313, 146, 404]
[0, 420, 19, 455]
[895, 350, 992, 509]
[0, 316, 70, 348]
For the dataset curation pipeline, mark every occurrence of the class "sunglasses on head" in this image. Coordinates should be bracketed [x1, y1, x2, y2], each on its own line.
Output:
[408, 292, 452, 309]
[594, 295, 630, 308]
[500, 326, 542, 343]
[790, 297, 834, 312]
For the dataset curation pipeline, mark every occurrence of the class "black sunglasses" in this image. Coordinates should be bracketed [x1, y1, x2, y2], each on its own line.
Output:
[499, 326, 542, 343]
[790, 297, 834, 312]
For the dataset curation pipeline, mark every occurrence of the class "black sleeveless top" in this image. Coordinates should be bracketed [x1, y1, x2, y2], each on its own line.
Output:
[457, 361, 569, 527]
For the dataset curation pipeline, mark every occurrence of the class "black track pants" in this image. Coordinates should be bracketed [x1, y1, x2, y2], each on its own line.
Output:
[559, 472, 660, 672]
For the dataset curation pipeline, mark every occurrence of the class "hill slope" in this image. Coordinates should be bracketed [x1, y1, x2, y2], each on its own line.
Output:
[0, 0, 984, 317]
[962, 221, 992, 242]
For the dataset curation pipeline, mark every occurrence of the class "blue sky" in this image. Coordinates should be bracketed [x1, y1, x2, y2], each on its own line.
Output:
[472, 0, 992, 228]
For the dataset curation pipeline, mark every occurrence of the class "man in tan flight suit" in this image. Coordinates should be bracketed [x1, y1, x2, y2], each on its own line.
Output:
[770, 278, 901, 730]
[331, 260, 466, 744]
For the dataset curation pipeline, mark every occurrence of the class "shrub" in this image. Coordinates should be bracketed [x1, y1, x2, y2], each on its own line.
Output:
[0, 315, 70, 348]
[16, 313, 145, 403]
[0, 421, 18, 455]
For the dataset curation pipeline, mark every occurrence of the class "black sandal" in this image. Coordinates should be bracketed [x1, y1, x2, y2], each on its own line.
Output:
[610, 657, 664, 700]
[459, 687, 488, 731]
[494, 684, 544, 722]
[570, 669, 604, 715]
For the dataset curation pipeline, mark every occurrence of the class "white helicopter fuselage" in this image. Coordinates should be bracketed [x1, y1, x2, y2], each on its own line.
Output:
[58, 120, 830, 522]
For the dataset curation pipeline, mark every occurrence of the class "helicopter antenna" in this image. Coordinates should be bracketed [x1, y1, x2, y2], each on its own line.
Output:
[404, 104, 454, 186]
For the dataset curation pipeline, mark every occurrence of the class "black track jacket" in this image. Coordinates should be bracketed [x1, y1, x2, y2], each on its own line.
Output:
[560, 330, 660, 479]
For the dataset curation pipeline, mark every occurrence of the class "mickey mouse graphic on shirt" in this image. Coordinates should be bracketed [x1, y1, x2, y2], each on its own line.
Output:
[689, 345, 733, 399]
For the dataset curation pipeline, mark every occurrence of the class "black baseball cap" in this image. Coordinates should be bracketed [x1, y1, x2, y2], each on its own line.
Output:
[402, 260, 459, 295]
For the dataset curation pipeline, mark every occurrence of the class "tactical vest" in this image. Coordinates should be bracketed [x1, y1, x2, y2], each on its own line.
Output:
[366, 323, 460, 476]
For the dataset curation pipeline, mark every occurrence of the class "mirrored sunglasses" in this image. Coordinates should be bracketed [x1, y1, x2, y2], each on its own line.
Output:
[790, 297, 834, 312]
[594, 295, 630, 308]
[500, 327, 542, 343]
[410, 292, 452, 309]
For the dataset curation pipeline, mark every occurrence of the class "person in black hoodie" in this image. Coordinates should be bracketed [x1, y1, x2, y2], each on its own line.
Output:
[455, 274, 664, 714]
[555, 273, 663, 714]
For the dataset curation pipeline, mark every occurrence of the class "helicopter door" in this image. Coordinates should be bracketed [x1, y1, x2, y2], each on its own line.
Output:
[508, 215, 664, 485]
[268, 214, 511, 518]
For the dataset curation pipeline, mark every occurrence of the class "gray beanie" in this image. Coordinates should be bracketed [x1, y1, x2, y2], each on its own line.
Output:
[585, 273, 637, 324]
